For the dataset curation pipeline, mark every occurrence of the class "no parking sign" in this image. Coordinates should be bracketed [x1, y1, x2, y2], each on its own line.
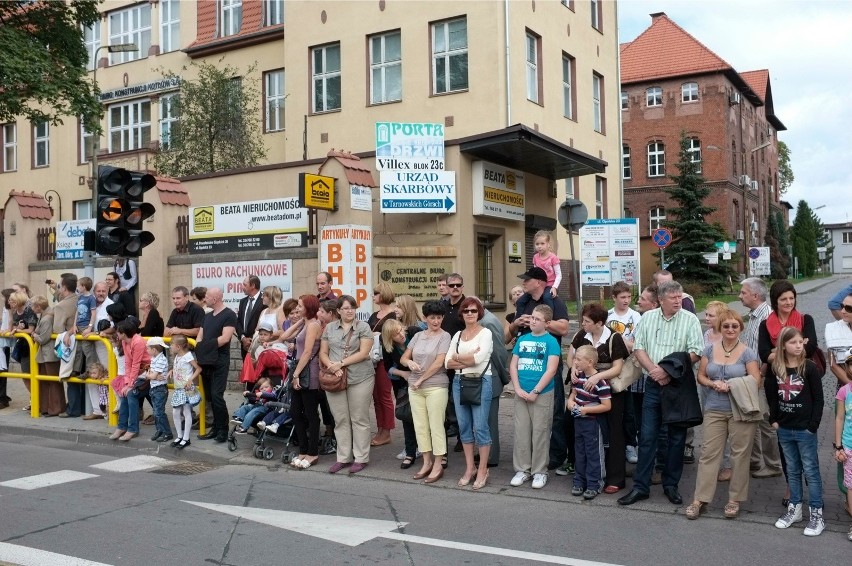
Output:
[748, 247, 770, 276]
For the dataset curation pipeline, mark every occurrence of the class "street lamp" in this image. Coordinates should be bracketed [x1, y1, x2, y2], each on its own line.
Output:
[85, 43, 138, 279]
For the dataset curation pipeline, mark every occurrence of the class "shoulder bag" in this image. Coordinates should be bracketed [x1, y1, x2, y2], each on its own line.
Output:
[319, 327, 354, 393]
[294, 350, 318, 390]
[605, 333, 643, 394]
[455, 333, 491, 406]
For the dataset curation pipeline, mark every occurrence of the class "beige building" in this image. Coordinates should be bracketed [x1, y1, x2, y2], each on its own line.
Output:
[1, 0, 621, 315]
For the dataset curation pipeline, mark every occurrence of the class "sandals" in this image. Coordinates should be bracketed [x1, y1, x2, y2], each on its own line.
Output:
[472, 471, 489, 490]
[685, 502, 706, 520]
[724, 501, 740, 519]
[441, 455, 448, 469]
[290, 456, 304, 469]
[298, 457, 318, 469]
[400, 456, 416, 469]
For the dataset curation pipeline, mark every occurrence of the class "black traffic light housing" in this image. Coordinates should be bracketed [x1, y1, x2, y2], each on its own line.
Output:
[95, 165, 156, 257]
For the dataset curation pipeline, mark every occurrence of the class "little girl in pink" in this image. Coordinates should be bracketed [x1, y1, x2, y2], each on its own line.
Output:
[532, 230, 562, 297]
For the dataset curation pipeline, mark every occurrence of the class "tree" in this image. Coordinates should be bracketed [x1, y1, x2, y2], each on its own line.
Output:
[661, 132, 731, 293]
[764, 212, 788, 279]
[777, 140, 794, 195]
[789, 200, 820, 277]
[774, 210, 792, 275]
[152, 59, 267, 177]
[0, 1, 100, 127]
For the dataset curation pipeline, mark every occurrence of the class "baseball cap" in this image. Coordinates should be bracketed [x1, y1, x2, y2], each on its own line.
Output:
[257, 321, 275, 332]
[147, 337, 167, 349]
[518, 267, 548, 282]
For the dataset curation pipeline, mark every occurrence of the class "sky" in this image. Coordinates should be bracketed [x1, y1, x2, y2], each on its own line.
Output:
[617, 0, 852, 227]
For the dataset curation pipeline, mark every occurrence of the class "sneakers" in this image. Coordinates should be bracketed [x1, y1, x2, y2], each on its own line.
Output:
[531, 473, 548, 489]
[583, 489, 598, 500]
[510, 471, 532, 487]
[775, 503, 803, 529]
[396, 449, 407, 460]
[625, 446, 638, 464]
[683, 444, 695, 464]
[555, 460, 574, 476]
[266, 422, 279, 434]
[803, 507, 825, 536]
[571, 486, 585, 496]
[256, 421, 266, 431]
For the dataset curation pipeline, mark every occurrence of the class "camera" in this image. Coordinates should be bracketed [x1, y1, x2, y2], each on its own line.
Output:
[45, 279, 54, 285]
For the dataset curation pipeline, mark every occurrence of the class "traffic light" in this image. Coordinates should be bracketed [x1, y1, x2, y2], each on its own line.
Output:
[95, 165, 156, 257]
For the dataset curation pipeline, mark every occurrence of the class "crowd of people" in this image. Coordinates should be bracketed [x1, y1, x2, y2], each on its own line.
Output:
[1, 246, 852, 541]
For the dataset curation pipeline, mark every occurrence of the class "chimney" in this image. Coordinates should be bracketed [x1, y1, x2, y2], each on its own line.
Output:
[650, 12, 667, 22]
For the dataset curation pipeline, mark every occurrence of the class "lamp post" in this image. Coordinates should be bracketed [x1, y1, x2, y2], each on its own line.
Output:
[85, 43, 138, 280]
[44, 190, 62, 220]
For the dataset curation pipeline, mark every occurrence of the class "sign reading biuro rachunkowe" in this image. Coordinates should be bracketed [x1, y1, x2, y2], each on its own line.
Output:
[188, 197, 308, 254]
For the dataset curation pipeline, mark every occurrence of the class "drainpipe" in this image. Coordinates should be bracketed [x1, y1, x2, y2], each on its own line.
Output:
[504, 0, 512, 127]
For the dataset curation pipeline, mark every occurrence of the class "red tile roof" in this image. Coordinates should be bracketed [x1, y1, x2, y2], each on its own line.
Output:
[187, 0, 282, 50]
[740, 70, 769, 104]
[154, 176, 191, 207]
[620, 12, 733, 84]
[6, 191, 53, 220]
[323, 150, 377, 188]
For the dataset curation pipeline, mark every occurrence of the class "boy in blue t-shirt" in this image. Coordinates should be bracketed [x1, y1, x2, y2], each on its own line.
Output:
[509, 305, 561, 490]
[71, 277, 97, 377]
[567, 345, 611, 500]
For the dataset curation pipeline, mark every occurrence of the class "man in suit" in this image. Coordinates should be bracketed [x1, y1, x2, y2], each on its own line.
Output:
[237, 275, 263, 359]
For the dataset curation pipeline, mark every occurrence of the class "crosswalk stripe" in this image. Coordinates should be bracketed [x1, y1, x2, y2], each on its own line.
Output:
[0, 471, 99, 490]
[89, 455, 172, 473]
[0, 541, 115, 566]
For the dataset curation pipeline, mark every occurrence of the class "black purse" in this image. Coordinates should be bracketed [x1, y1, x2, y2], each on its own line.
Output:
[294, 351, 318, 390]
[455, 335, 491, 406]
[394, 387, 413, 422]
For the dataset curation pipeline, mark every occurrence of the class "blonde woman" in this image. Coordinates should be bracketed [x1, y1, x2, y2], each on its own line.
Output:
[703, 301, 728, 347]
[394, 295, 425, 330]
[368, 282, 397, 446]
[257, 286, 286, 341]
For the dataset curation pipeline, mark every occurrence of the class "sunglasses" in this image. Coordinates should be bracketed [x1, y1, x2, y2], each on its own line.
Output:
[842, 304, 852, 313]
[461, 309, 478, 314]
[373, 291, 380, 295]
[447, 283, 463, 288]
[721, 323, 740, 329]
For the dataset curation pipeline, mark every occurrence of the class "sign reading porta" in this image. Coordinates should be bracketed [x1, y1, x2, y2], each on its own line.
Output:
[471, 160, 525, 220]
[375, 122, 445, 171]
[188, 198, 308, 254]
[299, 173, 336, 211]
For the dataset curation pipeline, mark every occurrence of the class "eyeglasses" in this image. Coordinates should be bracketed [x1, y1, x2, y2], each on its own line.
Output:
[373, 291, 380, 295]
[447, 283, 463, 288]
[461, 309, 478, 314]
[721, 323, 740, 329]
[842, 304, 852, 313]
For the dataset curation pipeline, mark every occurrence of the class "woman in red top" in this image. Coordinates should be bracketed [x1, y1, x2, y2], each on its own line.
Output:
[109, 319, 152, 442]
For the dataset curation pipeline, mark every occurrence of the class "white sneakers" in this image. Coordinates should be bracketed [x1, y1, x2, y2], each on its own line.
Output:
[531, 473, 548, 489]
[775, 503, 824, 536]
[625, 446, 638, 464]
[510, 471, 531, 486]
[775, 503, 803, 529]
[803, 507, 825, 537]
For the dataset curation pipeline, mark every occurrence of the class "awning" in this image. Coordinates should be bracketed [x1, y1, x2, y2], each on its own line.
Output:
[457, 124, 607, 180]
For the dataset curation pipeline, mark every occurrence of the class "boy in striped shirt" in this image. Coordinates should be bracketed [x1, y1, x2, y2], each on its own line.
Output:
[567, 345, 612, 500]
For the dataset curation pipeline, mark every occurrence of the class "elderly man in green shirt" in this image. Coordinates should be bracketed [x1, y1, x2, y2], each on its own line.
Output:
[618, 280, 704, 506]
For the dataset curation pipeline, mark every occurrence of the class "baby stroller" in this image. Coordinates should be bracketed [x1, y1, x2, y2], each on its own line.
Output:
[251, 377, 298, 463]
[226, 380, 288, 456]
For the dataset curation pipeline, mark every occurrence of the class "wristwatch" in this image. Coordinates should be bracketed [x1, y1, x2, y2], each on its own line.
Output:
[531, 389, 540, 395]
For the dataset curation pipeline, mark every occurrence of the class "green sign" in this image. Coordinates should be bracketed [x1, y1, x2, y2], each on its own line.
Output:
[714, 241, 737, 252]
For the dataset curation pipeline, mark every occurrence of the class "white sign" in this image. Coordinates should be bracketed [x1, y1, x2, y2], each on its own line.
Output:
[471, 161, 525, 220]
[379, 171, 456, 213]
[350, 185, 373, 211]
[55, 219, 95, 260]
[579, 219, 641, 286]
[98, 76, 180, 103]
[749, 246, 771, 276]
[320, 225, 373, 322]
[375, 122, 445, 171]
[191, 260, 292, 313]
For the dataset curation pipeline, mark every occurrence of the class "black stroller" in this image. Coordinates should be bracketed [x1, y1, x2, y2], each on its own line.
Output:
[251, 380, 298, 463]
[226, 380, 292, 460]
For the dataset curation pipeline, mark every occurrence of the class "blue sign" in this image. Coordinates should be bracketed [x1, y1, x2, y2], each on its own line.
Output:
[652, 228, 672, 249]
[55, 219, 95, 260]
[381, 197, 454, 211]
[748, 247, 761, 260]
[379, 170, 456, 214]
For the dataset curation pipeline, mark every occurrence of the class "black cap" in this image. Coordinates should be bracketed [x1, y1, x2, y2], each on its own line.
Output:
[518, 267, 548, 282]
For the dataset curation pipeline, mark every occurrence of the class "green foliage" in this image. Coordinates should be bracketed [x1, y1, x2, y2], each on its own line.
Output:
[777, 141, 794, 195]
[152, 59, 267, 177]
[765, 212, 789, 279]
[661, 132, 732, 293]
[774, 211, 792, 273]
[790, 200, 821, 276]
[0, 0, 101, 127]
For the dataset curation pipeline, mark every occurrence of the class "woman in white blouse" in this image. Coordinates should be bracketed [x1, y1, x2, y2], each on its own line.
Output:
[445, 297, 494, 490]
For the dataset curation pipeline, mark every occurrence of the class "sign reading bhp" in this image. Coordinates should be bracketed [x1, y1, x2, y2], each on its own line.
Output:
[320, 225, 372, 322]
[299, 173, 336, 211]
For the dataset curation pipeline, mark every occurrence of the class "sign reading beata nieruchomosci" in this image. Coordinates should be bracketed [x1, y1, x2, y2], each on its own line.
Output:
[299, 173, 337, 211]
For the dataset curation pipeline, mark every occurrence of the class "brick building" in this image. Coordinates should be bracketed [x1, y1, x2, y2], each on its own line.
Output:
[620, 12, 788, 280]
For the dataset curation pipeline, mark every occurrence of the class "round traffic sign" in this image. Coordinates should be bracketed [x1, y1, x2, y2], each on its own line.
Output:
[748, 247, 761, 260]
[652, 228, 672, 249]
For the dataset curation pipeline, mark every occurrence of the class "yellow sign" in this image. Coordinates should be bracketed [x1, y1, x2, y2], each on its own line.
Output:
[300, 173, 336, 211]
[193, 207, 214, 232]
[484, 187, 525, 207]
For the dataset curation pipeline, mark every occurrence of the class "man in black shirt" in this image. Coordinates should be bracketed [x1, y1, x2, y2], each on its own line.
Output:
[106, 271, 137, 317]
[164, 286, 205, 339]
[195, 287, 237, 443]
[440, 272, 466, 336]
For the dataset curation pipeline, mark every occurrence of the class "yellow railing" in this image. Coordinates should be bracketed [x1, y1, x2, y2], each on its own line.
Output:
[0, 333, 205, 435]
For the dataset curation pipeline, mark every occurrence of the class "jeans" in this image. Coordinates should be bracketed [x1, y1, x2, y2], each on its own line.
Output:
[149, 385, 171, 436]
[118, 390, 140, 434]
[201, 352, 230, 433]
[634, 380, 687, 493]
[777, 427, 823, 508]
[65, 383, 86, 417]
[453, 373, 492, 446]
[236, 404, 271, 430]
[574, 416, 604, 491]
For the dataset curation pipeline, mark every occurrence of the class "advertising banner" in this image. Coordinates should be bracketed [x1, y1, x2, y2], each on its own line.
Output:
[55, 219, 95, 260]
[379, 171, 456, 213]
[375, 122, 445, 171]
[320, 225, 373, 322]
[191, 259, 292, 313]
[471, 160, 525, 220]
[579, 218, 641, 286]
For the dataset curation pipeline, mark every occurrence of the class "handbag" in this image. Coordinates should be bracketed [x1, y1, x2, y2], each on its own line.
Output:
[319, 327, 354, 393]
[394, 388, 412, 422]
[294, 351, 318, 390]
[369, 318, 385, 364]
[810, 348, 827, 376]
[186, 386, 202, 407]
[455, 334, 491, 406]
[604, 334, 643, 394]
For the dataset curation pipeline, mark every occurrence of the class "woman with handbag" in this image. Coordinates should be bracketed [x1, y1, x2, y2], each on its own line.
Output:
[381, 318, 423, 469]
[8, 292, 37, 406]
[401, 301, 452, 484]
[686, 308, 762, 519]
[320, 295, 375, 474]
[566, 303, 629, 494]
[290, 295, 323, 469]
[31, 296, 66, 416]
[445, 297, 494, 490]
[368, 282, 397, 447]
[109, 319, 151, 442]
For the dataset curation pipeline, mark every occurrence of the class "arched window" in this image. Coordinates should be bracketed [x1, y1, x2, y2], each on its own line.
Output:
[647, 142, 665, 177]
[731, 140, 738, 178]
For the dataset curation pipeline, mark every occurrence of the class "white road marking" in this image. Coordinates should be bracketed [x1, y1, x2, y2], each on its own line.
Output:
[0, 542, 114, 566]
[184, 501, 623, 566]
[89, 455, 172, 473]
[0, 471, 99, 491]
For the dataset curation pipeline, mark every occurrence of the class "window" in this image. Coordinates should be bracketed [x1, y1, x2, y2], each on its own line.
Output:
[2, 124, 16, 172]
[220, 0, 242, 37]
[646, 86, 662, 107]
[264, 70, 285, 131]
[647, 142, 665, 177]
[159, 94, 180, 147]
[525, 32, 540, 103]
[590, 0, 602, 31]
[682, 82, 698, 102]
[312, 44, 341, 113]
[843, 232, 852, 245]
[108, 100, 151, 152]
[83, 23, 100, 71]
[622, 145, 631, 179]
[687, 138, 701, 172]
[108, 4, 151, 64]
[649, 206, 666, 234]
[592, 72, 604, 133]
[621, 91, 628, 110]
[80, 119, 95, 163]
[562, 54, 575, 119]
[160, 0, 180, 53]
[370, 31, 402, 105]
[263, 0, 284, 26]
[74, 200, 92, 220]
[432, 18, 468, 94]
[624, 208, 632, 218]
[476, 233, 499, 303]
[33, 122, 49, 167]
[595, 177, 605, 218]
